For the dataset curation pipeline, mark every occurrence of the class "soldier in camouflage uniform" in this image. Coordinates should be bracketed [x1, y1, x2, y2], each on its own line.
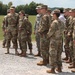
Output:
[47, 9, 64, 73]
[37, 5, 50, 66]
[63, 9, 73, 63]
[71, 9, 75, 72]
[18, 10, 29, 57]
[63, 8, 70, 61]
[67, 9, 75, 69]
[34, 5, 42, 56]
[2, 9, 10, 48]
[5, 6, 19, 55]
[25, 14, 33, 55]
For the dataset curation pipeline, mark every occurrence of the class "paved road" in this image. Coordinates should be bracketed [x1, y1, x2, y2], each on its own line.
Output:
[0, 41, 75, 75]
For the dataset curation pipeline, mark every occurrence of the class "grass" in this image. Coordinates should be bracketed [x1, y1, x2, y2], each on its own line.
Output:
[0, 15, 4, 40]
[0, 15, 36, 41]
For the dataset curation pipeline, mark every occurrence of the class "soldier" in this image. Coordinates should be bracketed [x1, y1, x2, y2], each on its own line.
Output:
[47, 8, 52, 15]
[34, 5, 42, 56]
[67, 9, 75, 69]
[63, 9, 73, 63]
[64, 9, 74, 63]
[46, 9, 64, 73]
[71, 9, 75, 72]
[25, 14, 33, 55]
[5, 6, 19, 55]
[2, 9, 10, 48]
[37, 5, 50, 66]
[18, 10, 29, 57]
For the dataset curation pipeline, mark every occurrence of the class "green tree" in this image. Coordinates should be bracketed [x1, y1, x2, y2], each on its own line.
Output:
[0, 1, 3, 15]
[8, 2, 13, 8]
[16, 5, 25, 13]
[28, 1, 37, 15]
[2, 4, 8, 15]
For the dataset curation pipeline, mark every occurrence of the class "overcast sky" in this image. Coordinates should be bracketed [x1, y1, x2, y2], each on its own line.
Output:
[0, 0, 75, 8]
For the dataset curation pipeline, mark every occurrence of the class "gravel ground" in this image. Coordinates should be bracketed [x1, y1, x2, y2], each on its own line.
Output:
[0, 41, 75, 75]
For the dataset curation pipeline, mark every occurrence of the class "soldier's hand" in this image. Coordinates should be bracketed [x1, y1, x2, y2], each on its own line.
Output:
[64, 30, 67, 34]
[27, 31, 29, 34]
[4, 29, 7, 33]
[67, 32, 71, 36]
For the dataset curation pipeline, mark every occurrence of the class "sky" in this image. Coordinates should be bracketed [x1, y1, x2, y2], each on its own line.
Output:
[0, 0, 75, 8]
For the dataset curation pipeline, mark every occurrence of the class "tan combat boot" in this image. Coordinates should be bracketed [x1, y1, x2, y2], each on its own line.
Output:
[68, 62, 75, 68]
[56, 67, 62, 72]
[20, 51, 27, 57]
[46, 68, 55, 73]
[18, 50, 23, 56]
[65, 57, 72, 63]
[37, 60, 47, 66]
[71, 69, 75, 72]
[34, 51, 41, 56]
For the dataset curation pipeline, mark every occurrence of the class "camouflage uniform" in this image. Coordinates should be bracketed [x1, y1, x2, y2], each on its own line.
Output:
[72, 18, 75, 62]
[6, 11, 19, 54]
[47, 19, 64, 69]
[18, 16, 29, 56]
[25, 16, 32, 54]
[2, 16, 7, 47]
[64, 16, 73, 62]
[34, 14, 42, 55]
[71, 17, 75, 72]
[38, 12, 50, 64]
[2, 9, 10, 48]
[68, 17, 75, 71]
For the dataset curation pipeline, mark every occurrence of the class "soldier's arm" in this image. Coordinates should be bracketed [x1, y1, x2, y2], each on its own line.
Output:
[5, 16, 8, 28]
[38, 15, 49, 33]
[47, 21, 56, 38]
[34, 16, 37, 34]
[27, 21, 32, 35]
[2, 18, 5, 31]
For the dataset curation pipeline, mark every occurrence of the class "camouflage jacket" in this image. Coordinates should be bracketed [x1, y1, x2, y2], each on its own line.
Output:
[47, 19, 65, 40]
[18, 16, 30, 35]
[38, 13, 50, 34]
[6, 13, 19, 28]
[2, 16, 7, 31]
[34, 14, 42, 34]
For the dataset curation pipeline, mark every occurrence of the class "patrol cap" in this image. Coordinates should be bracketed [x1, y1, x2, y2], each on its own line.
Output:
[36, 5, 42, 10]
[71, 9, 75, 12]
[19, 10, 25, 15]
[69, 9, 72, 13]
[63, 8, 70, 12]
[10, 6, 15, 9]
[7, 9, 10, 13]
[41, 5, 48, 10]
[47, 8, 51, 13]
[52, 9, 60, 14]
[52, 9, 60, 17]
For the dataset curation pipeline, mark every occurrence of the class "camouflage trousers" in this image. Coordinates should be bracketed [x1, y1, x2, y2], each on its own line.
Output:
[3, 32, 7, 46]
[71, 40, 75, 63]
[64, 35, 73, 59]
[35, 33, 40, 52]
[18, 30, 27, 53]
[27, 35, 32, 50]
[49, 39, 63, 68]
[40, 34, 49, 62]
[6, 27, 18, 49]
